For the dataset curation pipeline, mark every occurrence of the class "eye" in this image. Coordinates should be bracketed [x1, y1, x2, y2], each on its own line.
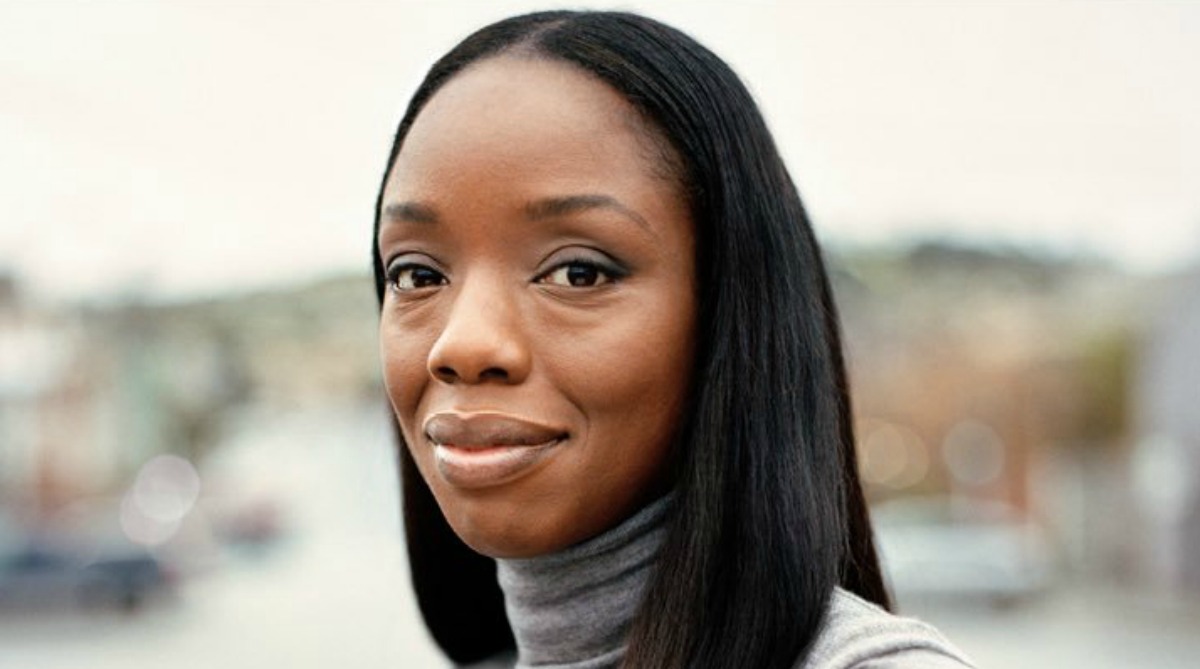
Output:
[538, 260, 618, 288]
[387, 262, 446, 291]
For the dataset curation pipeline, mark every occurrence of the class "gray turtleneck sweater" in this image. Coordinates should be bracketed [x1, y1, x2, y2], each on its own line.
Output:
[483, 497, 975, 669]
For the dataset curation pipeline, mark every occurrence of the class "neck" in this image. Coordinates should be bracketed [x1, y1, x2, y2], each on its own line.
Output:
[495, 495, 672, 668]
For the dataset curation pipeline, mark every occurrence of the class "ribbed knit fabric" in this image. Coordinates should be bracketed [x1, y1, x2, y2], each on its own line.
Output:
[495, 495, 670, 669]
[490, 495, 975, 669]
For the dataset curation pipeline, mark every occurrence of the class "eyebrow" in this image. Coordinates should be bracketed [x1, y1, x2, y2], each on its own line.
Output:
[381, 194, 649, 230]
[382, 201, 439, 224]
[524, 194, 650, 230]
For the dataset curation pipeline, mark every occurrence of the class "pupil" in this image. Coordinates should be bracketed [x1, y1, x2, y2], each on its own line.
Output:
[567, 265, 597, 286]
[413, 268, 439, 287]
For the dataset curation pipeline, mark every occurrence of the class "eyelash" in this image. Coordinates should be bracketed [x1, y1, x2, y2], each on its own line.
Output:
[384, 256, 627, 293]
[386, 262, 447, 292]
[536, 258, 625, 288]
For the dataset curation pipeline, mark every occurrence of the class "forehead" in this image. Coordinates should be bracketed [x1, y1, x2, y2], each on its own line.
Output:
[386, 55, 671, 199]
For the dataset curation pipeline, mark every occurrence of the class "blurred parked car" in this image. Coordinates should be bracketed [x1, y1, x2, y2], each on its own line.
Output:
[872, 496, 1054, 608]
[0, 508, 175, 613]
[0, 542, 168, 612]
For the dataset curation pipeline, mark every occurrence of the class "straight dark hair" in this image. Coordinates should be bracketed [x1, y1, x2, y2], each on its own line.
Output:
[371, 10, 889, 668]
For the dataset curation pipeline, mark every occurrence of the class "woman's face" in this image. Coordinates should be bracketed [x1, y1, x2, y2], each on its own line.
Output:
[377, 56, 697, 558]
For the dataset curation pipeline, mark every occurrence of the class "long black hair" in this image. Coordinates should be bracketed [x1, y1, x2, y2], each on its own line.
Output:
[371, 10, 889, 668]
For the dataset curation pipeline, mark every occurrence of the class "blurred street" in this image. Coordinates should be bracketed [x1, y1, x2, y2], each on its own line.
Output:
[1, 406, 1199, 667]
[0, 537, 442, 669]
[905, 587, 1200, 668]
[0, 404, 448, 668]
[4, 542, 1200, 668]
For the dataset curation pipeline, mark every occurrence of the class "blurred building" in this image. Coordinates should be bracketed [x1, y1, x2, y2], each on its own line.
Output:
[833, 242, 1151, 590]
[0, 273, 379, 530]
[0, 273, 109, 517]
[1135, 267, 1200, 595]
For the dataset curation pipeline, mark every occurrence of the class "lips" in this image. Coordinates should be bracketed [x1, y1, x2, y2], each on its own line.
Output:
[423, 412, 568, 488]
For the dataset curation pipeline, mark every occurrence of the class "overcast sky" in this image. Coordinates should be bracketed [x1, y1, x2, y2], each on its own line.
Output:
[2, 1, 1198, 301]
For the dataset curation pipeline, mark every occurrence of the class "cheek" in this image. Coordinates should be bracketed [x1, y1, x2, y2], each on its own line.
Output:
[550, 295, 696, 445]
[379, 317, 434, 439]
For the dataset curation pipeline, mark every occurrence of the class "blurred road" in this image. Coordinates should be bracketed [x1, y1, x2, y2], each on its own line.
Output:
[0, 536, 446, 669]
[5, 551, 1200, 668]
[902, 586, 1200, 669]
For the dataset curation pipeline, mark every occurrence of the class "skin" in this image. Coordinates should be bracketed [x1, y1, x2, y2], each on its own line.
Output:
[377, 55, 698, 558]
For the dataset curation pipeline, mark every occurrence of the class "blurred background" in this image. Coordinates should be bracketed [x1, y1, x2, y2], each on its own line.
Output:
[2, 1, 1198, 667]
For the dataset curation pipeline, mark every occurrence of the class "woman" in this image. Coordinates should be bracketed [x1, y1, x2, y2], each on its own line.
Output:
[372, 10, 974, 669]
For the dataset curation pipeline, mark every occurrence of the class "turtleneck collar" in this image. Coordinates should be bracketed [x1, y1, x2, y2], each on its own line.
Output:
[495, 494, 673, 669]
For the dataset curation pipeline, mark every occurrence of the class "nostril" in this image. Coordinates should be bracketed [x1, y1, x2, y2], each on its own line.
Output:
[479, 367, 509, 381]
[432, 365, 510, 384]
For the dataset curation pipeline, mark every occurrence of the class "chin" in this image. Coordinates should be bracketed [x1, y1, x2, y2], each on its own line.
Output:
[437, 492, 571, 559]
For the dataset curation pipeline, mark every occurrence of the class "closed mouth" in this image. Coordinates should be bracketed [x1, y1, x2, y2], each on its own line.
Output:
[422, 411, 569, 488]
[423, 411, 568, 449]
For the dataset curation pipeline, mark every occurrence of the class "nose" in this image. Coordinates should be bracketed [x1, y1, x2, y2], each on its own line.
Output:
[427, 276, 532, 385]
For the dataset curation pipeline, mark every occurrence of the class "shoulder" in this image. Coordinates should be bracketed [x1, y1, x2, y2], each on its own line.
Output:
[796, 588, 977, 669]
